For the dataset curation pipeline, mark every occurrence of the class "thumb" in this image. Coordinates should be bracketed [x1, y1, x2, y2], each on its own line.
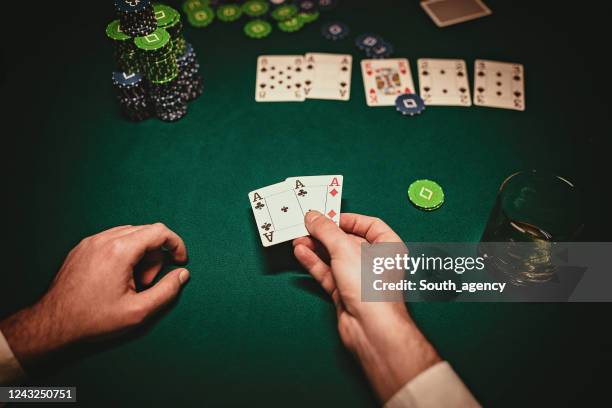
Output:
[304, 211, 348, 256]
[135, 268, 190, 318]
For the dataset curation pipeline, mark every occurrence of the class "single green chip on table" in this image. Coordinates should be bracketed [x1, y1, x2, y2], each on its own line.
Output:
[134, 28, 171, 51]
[271, 4, 298, 21]
[408, 179, 445, 211]
[242, 0, 269, 17]
[217, 4, 242, 22]
[244, 19, 272, 39]
[182, 0, 209, 13]
[277, 16, 304, 32]
[187, 6, 215, 27]
[106, 19, 130, 41]
[298, 11, 319, 24]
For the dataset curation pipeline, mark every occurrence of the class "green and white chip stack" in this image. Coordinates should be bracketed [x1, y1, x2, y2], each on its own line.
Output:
[106, 1, 203, 122]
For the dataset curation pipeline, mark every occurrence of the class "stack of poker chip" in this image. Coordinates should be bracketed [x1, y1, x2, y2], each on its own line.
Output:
[176, 44, 204, 102]
[112, 71, 152, 121]
[115, 0, 157, 37]
[106, 2, 203, 122]
[135, 28, 187, 122]
[106, 20, 140, 74]
[354, 33, 394, 59]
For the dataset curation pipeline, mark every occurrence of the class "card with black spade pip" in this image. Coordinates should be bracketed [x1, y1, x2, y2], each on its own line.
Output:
[285, 175, 343, 226]
[417, 58, 472, 106]
[249, 181, 309, 247]
[473, 59, 525, 111]
[303, 53, 352, 101]
[255, 55, 306, 102]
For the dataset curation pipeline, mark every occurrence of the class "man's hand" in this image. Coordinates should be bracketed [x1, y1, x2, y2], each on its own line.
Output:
[0, 223, 189, 369]
[293, 212, 441, 403]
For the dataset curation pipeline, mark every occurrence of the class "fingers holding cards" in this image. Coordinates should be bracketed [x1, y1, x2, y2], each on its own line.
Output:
[249, 176, 344, 247]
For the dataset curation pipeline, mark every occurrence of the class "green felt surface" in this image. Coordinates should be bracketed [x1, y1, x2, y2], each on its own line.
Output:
[1, 1, 610, 406]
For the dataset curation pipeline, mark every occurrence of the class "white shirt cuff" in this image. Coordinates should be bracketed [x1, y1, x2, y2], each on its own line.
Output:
[384, 361, 480, 408]
[0, 330, 25, 385]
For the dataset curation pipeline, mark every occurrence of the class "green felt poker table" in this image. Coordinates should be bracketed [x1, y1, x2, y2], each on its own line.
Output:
[1, 1, 610, 406]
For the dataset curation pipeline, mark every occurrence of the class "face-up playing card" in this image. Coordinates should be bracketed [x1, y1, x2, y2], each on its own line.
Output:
[360, 59, 415, 106]
[285, 175, 343, 225]
[473, 59, 525, 111]
[249, 181, 309, 247]
[303, 53, 352, 101]
[420, 0, 492, 28]
[255, 55, 306, 102]
[417, 58, 472, 106]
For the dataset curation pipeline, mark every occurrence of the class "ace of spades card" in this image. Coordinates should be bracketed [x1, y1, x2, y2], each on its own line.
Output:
[473, 59, 525, 111]
[285, 175, 343, 225]
[255, 55, 306, 102]
[303, 53, 352, 101]
[360, 59, 416, 106]
[417, 58, 472, 106]
[248, 181, 309, 247]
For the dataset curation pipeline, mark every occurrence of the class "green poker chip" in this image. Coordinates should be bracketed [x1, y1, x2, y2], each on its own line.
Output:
[407, 179, 445, 211]
[242, 0, 269, 17]
[182, 0, 209, 13]
[217, 4, 242, 22]
[298, 11, 319, 24]
[153, 4, 179, 28]
[277, 16, 303, 32]
[106, 19, 130, 41]
[187, 6, 215, 27]
[244, 19, 272, 39]
[271, 4, 298, 21]
[134, 28, 171, 52]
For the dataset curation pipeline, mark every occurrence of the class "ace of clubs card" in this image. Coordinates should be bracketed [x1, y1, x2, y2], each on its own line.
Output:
[248, 182, 308, 247]
[255, 55, 306, 102]
[303, 53, 352, 101]
[417, 58, 472, 106]
[285, 175, 343, 225]
[360, 59, 415, 106]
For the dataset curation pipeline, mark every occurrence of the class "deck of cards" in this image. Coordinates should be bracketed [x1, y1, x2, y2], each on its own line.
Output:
[249, 175, 343, 247]
[360, 57, 525, 111]
[255, 54, 352, 102]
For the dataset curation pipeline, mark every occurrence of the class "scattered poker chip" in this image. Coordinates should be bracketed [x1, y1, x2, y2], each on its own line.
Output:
[182, 0, 209, 14]
[297, 0, 318, 13]
[395, 93, 426, 116]
[187, 6, 215, 27]
[318, 0, 338, 11]
[242, 0, 269, 17]
[321, 21, 349, 40]
[271, 4, 298, 21]
[365, 41, 394, 58]
[217, 4, 242, 22]
[408, 180, 445, 211]
[298, 11, 319, 24]
[278, 16, 304, 32]
[244, 19, 272, 38]
[355, 33, 383, 51]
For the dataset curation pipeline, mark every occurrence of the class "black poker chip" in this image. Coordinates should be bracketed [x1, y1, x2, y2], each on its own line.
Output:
[321, 21, 349, 40]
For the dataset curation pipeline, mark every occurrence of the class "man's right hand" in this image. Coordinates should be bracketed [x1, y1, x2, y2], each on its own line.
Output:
[0, 223, 190, 369]
[293, 212, 441, 403]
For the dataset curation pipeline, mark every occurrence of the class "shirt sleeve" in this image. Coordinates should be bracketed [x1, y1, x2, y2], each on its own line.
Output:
[0, 330, 25, 385]
[384, 361, 480, 408]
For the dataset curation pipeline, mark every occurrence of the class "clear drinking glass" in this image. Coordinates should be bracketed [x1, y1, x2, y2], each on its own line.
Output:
[479, 170, 584, 286]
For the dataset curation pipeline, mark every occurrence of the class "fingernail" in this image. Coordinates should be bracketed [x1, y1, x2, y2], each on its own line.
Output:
[178, 269, 190, 285]
[305, 210, 322, 224]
